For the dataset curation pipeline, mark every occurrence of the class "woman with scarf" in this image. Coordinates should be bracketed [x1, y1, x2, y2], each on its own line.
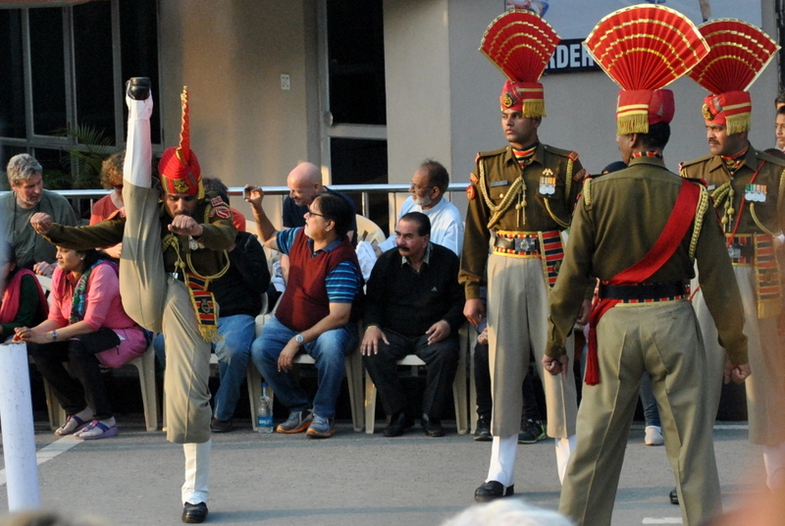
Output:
[15, 246, 147, 439]
[0, 241, 48, 341]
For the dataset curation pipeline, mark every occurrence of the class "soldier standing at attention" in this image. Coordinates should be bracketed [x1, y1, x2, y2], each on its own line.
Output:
[681, 19, 785, 490]
[545, 6, 750, 525]
[461, 10, 583, 502]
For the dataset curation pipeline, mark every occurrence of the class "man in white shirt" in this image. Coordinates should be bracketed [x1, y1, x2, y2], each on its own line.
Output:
[376, 160, 464, 257]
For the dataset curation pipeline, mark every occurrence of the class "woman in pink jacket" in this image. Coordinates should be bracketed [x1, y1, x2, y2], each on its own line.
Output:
[15, 246, 147, 439]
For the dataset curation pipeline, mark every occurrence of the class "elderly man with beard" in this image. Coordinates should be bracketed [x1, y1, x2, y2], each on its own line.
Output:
[362, 212, 464, 437]
[376, 160, 464, 257]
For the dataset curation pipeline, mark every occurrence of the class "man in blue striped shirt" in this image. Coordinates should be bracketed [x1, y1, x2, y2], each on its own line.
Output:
[247, 189, 363, 438]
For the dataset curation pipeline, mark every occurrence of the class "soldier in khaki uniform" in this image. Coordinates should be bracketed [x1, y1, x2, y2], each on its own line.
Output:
[32, 80, 235, 524]
[680, 19, 785, 490]
[545, 7, 750, 525]
[462, 10, 581, 502]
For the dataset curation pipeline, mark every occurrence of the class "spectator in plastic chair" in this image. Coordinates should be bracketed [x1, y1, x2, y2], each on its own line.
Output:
[156, 178, 270, 433]
[15, 246, 147, 440]
[0, 240, 48, 342]
[362, 212, 464, 437]
[375, 159, 464, 257]
[1, 153, 78, 277]
[89, 151, 126, 260]
[247, 187, 363, 439]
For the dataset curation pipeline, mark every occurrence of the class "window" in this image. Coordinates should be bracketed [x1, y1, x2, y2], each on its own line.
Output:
[0, 0, 160, 188]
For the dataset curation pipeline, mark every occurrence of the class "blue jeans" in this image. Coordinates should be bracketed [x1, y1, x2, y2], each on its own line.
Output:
[154, 314, 255, 421]
[251, 315, 357, 419]
[639, 371, 661, 428]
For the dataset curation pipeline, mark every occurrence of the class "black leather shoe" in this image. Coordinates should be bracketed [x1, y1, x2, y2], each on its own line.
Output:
[474, 417, 491, 442]
[383, 411, 413, 437]
[182, 502, 208, 523]
[474, 481, 514, 502]
[422, 414, 444, 437]
[669, 488, 679, 505]
[126, 77, 151, 101]
[210, 417, 233, 433]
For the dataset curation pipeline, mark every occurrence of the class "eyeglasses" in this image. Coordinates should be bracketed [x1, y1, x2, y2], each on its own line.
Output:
[410, 182, 434, 192]
[305, 209, 325, 218]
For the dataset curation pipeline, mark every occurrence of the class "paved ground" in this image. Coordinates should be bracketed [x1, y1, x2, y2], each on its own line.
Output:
[0, 416, 770, 526]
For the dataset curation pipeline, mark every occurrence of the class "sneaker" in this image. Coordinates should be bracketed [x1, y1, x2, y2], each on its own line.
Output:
[518, 419, 546, 444]
[276, 408, 313, 433]
[645, 425, 664, 446]
[306, 414, 335, 438]
[474, 416, 492, 442]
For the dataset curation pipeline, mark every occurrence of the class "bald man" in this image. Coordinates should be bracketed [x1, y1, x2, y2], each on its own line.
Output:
[282, 162, 356, 236]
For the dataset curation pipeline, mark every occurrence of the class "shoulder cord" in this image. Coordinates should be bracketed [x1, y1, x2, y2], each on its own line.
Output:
[478, 159, 526, 229]
[162, 233, 230, 280]
[688, 185, 710, 261]
[544, 156, 574, 229]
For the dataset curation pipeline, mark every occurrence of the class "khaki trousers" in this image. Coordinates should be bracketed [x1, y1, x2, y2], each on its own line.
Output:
[120, 183, 212, 444]
[486, 253, 577, 438]
[559, 300, 721, 526]
[692, 265, 785, 445]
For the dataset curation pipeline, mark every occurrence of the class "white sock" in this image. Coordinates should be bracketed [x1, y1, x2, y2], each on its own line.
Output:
[123, 89, 153, 189]
[182, 440, 211, 505]
[555, 434, 576, 484]
[486, 434, 518, 487]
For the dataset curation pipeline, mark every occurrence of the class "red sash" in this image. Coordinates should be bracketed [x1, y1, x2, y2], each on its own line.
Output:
[585, 179, 700, 385]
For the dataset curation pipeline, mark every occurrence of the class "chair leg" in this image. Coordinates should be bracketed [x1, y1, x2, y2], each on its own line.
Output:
[345, 350, 365, 432]
[247, 364, 263, 431]
[134, 346, 158, 432]
[364, 371, 377, 434]
[43, 379, 66, 431]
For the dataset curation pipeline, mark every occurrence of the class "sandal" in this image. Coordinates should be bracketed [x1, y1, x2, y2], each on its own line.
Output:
[54, 414, 90, 436]
[74, 420, 118, 440]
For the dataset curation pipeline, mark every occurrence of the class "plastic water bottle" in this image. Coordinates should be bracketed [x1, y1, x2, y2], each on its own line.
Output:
[257, 382, 273, 434]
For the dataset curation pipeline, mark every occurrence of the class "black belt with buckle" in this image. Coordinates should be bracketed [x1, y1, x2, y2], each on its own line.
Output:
[599, 281, 686, 301]
[493, 236, 540, 253]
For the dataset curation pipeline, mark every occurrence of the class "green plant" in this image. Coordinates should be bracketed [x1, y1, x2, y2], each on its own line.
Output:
[59, 124, 116, 189]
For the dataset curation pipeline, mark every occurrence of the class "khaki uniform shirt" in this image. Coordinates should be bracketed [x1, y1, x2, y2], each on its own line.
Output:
[680, 145, 785, 236]
[459, 143, 584, 300]
[546, 156, 748, 365]
[43, 192, 235, 276]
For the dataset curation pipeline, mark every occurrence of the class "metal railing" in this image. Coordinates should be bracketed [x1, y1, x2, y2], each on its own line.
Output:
[4, 182, 470, 235]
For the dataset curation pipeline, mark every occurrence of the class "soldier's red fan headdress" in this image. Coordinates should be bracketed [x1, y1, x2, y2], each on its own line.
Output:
[159, 87, 204, 198]
[480, 9, 560, 118]
[584, 4, 709, 135]
[688, 19, 779, 136]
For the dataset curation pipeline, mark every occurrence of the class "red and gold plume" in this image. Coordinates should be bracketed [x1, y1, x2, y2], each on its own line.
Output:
[159, 86, 203, 198]
[688, 19, 779, 135]
[480, 9, 560, 118]
[584, 4, 709, 135]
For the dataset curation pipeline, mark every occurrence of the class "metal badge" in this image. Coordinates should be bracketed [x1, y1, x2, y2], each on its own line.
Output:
[727, 243, 743, 259]
[515, 237, 537, 252]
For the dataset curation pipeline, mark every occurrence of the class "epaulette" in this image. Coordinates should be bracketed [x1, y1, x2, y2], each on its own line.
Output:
[679, 154, 714, 170]
[541, 144, 576, 159]
[476, 146, 508, 160]
[756, 149, 785, 167]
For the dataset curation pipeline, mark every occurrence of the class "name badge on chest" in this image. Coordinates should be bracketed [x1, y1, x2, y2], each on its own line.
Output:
[744, 184, 767, 202]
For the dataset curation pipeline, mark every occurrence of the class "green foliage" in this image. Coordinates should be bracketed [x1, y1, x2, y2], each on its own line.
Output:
[59, 124, 116, 189]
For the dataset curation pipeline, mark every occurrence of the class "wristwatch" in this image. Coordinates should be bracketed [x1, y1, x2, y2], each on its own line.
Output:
[295, 334, 304, 344]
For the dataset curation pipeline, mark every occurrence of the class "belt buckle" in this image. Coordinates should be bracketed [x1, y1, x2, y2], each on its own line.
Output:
[515, 237, 537, 253]
[727, 243, 743, 259]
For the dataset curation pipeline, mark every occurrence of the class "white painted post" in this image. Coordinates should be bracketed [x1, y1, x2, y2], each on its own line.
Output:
[0, 341, 41, 510]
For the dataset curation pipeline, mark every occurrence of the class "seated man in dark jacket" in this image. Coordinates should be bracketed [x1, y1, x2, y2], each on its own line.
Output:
[362, 212, 465, 437]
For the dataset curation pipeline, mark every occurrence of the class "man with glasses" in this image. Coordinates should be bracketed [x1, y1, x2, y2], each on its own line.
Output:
[247, 188, 363, 438]
[376, 160, 464, 257]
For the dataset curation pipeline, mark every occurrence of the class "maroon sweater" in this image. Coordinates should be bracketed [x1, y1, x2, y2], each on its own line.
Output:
[276, 230, 362, 332]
